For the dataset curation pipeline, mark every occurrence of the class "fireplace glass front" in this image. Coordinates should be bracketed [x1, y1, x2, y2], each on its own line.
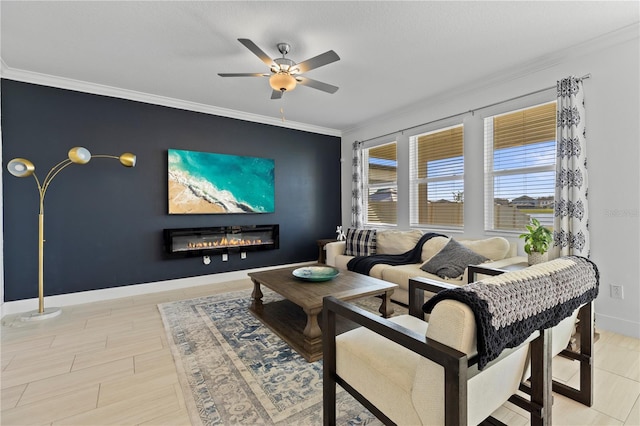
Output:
[163, 225, 279, 258]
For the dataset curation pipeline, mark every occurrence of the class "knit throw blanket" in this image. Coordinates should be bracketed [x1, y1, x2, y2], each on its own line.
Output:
[347, 233, 446, 275]
[422, 256, 599, 369]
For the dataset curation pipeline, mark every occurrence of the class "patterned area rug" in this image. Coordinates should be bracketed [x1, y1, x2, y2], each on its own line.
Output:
[159, 288, 406, 425]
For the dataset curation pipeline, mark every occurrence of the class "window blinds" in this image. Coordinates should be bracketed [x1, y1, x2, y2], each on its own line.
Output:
[365, 142, 397, 225]
[484, 102, 556, 231]
[410, 125, 464, 228]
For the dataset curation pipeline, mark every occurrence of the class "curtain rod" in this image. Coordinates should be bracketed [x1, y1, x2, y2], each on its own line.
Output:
[359, 74, 591, 144]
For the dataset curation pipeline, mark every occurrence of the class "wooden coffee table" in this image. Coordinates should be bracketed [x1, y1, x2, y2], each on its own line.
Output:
[248, 265, 397, 362]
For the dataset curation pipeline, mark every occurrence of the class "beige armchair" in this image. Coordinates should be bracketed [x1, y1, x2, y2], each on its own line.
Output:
[323, 256, 598, 425]
[466, 264, 595, 406]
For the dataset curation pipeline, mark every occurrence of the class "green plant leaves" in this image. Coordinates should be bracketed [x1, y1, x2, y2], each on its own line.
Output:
[519, 218, 553, 255]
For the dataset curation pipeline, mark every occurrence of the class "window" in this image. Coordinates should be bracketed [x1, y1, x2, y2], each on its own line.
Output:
[410, 125, 464, 228]
[364, 142, 397, 226]
[484, 102, 556, 231]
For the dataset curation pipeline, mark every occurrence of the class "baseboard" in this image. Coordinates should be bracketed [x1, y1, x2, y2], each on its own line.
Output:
[1, 262, 313, 317]
[595, 312, 640, 339]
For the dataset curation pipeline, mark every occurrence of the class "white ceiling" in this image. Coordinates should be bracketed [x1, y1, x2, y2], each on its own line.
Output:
[1, 1, 638, 134]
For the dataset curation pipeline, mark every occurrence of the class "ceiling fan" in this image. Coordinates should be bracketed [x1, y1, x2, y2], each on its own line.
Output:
[218, 38, 340, 100]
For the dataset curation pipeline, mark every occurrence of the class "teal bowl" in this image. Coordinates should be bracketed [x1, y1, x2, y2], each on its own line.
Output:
[292, 266, 340, 282]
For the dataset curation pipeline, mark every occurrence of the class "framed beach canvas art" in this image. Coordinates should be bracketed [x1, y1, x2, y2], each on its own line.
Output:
[168, 149, 275, 214]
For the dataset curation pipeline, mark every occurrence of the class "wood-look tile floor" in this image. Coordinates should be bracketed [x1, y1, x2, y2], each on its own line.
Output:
[1, 278, 639, 425]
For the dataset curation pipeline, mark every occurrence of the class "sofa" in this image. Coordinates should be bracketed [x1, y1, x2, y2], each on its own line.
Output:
[325, 229, 526, 304]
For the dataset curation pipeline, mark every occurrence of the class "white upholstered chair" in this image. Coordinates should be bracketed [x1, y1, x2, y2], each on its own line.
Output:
[466, 264, 594, 406]
[323, 296, 547, 425]
[323, 257, 598, 425]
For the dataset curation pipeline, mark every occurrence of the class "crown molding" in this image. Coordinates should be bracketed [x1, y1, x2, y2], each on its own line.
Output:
[345, 23, 639, 136]
[0, 64, 342, 137]
[480, 22, 639, 84]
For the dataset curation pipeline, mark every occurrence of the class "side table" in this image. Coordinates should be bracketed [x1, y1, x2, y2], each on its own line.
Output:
[317, 238, 338, 264]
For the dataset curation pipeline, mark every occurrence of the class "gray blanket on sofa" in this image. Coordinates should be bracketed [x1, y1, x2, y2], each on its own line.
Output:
[422, 256, 599, 369]
[347, 232, 446, 275]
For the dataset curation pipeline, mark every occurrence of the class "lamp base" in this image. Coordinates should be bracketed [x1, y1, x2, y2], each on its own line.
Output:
[20, 307, 62, 322]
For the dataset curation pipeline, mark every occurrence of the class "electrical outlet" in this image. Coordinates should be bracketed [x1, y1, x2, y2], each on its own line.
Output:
[610, 284, 624, 299]
[241, 252, 247, 259]
[222, 253, 228, 262]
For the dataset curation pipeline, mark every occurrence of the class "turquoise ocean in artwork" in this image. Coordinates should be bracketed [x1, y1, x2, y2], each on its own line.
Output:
[169, 149, 275, 213]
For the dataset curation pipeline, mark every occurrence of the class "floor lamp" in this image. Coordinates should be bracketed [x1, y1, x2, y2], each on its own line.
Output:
[6, 147, 136, 321]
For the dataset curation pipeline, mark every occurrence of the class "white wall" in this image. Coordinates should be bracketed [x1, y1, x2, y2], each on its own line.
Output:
[341, 28, 640, 338]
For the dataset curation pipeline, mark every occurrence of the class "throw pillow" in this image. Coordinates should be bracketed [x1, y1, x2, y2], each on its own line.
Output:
[345, 228, 377, 256]
[420, 238, 489, 279]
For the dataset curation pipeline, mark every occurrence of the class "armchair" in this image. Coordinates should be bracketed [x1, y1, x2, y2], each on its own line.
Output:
[323, 256, 599, 425]
[323, 290, 549, 425]
[466, 264, 595, 406]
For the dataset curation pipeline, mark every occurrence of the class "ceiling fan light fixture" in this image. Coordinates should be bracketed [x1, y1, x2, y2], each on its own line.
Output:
[269, 73, 296, 92]
[221, 38, 339, 99]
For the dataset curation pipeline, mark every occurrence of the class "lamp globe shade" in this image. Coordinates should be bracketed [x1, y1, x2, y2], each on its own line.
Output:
[68, 147, 92, 164]
[269, 73, 296, 92]
[119, 153, 136, 167]
[7, 158, 35, 177]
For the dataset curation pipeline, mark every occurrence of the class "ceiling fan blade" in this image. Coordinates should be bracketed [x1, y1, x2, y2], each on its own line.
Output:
[271, 90, 283, 100]
[296, 77, 339, 94]
[237, 38, 274, 67]
[295, 50, 340, 73]
[218, 73, 269, 77]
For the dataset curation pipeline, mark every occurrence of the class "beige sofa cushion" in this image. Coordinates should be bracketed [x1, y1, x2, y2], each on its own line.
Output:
[421, 236, 450, 262]
[459, 237, 511, 261]
[381, 264, 462, 305]
[382, 263, 462, 286]
[367, 264, 389, 280]
[377, 229, 423, 254]
[333, 254, 390, 279]
[333, 254, 352, 270]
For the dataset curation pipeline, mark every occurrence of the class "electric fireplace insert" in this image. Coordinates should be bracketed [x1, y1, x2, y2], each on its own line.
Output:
[163, 224, 279, 258]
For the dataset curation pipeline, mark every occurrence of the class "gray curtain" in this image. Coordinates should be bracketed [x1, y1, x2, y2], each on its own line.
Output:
[554, 76, 590, 257]
[351, 140, 365, 228]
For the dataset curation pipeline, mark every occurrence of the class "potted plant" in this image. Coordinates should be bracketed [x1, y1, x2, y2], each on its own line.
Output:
[519, 218, 553, 265]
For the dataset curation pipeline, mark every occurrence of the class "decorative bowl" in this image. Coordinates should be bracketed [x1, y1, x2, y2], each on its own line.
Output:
[292, 266, 340, 282]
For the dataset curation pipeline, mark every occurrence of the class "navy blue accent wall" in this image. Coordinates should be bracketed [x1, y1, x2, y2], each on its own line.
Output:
[2, 79, 341, 301]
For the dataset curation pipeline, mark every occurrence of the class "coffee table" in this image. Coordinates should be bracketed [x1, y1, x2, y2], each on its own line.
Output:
[248, 265, 397, 362]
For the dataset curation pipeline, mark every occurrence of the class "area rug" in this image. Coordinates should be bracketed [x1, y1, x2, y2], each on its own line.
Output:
[159, 288, 406, 425]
